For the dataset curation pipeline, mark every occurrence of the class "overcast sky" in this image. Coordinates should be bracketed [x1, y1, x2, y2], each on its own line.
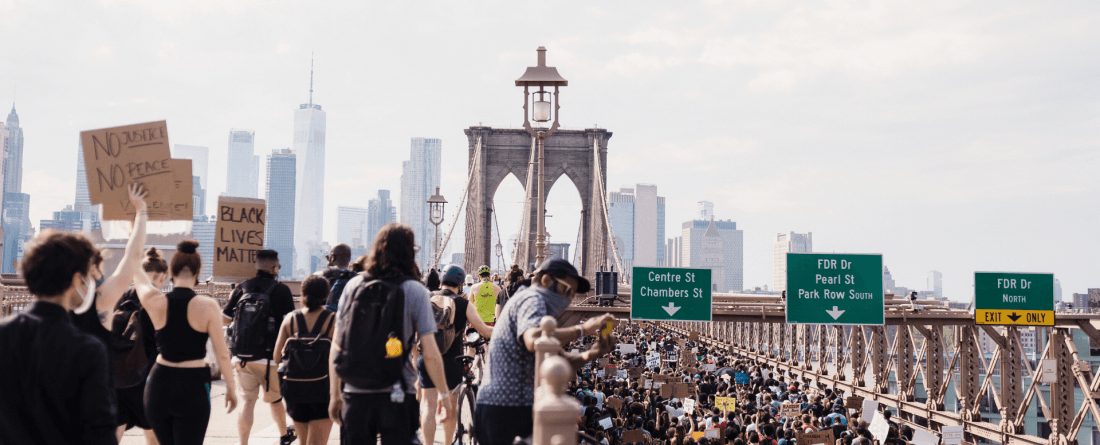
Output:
[1, 0, 1097, 301]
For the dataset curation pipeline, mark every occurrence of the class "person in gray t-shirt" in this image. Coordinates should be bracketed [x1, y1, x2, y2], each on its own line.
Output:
[327, 223, 453, 445]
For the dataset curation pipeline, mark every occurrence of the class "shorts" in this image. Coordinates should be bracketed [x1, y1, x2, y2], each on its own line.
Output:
[417, 355, 463, 390]
[340, 391, 419, 445]
[235, 361, 282, 403]
[117, 382, 151, 430]
[287, 401, 330, 423]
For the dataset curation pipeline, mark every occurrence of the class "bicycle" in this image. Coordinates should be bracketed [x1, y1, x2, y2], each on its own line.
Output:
[453, 328, 490, 445]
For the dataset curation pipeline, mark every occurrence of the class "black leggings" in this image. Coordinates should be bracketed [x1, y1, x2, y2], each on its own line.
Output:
[144, 364, 211, 445]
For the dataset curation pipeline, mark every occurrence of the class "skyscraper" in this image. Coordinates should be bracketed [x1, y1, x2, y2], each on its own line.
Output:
[4, 104, 23, 195]
[927, 270, 943, 298]
[0, 121, 8, 217]
[337, 206, 370, 246]
[293, 61, 327, 275]
[250, 155, 260, 199]
[192, 215, 216, 280]
[1055, 278, 1063, 303]
[225, 129, 256, 197]
[173, 145, 209, 214]
[2, 193, 31, 273]
[75, 141, 91, 212]
[608, 188, 635, 272]
[367, 190, 396, 244]
[633, 184, 664, 267]
[773, 231, 812, 292]
[680, 212, 743, 293]
[266, 149, 296, 279]
[400, 137, 441, 267]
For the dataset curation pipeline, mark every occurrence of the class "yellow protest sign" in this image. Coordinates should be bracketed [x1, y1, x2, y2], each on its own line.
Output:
[715, 397, 737, 411]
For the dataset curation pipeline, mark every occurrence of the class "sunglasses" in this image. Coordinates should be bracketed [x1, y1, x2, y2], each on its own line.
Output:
[553, 277, 576, 296]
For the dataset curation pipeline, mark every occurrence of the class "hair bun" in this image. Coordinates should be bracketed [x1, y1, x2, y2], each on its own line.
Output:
[177, 240, 199, 254]
[145, 247, 161, 259]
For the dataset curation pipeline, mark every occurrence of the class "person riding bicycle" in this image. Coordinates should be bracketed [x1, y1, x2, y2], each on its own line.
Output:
[420, 264, 494, 445]
[469, 265, 506, 326]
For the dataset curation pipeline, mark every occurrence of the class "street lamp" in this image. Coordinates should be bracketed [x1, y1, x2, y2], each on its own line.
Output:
[427, 187, 447, 268]
[516, 46, 567, 266]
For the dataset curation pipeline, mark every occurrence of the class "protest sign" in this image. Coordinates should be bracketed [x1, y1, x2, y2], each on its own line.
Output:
[168, 159, 193, 220]
[622, 430, 645, 443]
[846, 396, 865, 409]
[213, 196, 266, 279]
[735, 372, 750, 384]
[647, 354, 661, 368]
[598, 417, 613, 430]
[869, 413, 890, 444]
[685, 367, 699, 376]
[861, 398, 880, 423]
[81, 120, 178, 220]
[692, 347, 699, 353]
[911, 428, 940, 445]
[942, 426, 964, 445]
[620, 344, 638, 354]
[644, 379, 653, 389]
[684, 398, 696, 415]
[605, 365, 617, 376]
[690, 330, 700, 340]
[617, 370, 628, 379]
[781, 403, 800, 417]
[599, 358, 609, 368]
[692, 432, 705, 440]
[704, 364, 716, 372]
[653, 374, 674, 382]
[572, 349, 581, 355]
[715, 397, 737, 411]
[705, 429, 719, 439]
[797, 429, 835, 445]
[628, 367, 644, 379]
[607, 398, 624, 412]
[720, 374, 731, 381]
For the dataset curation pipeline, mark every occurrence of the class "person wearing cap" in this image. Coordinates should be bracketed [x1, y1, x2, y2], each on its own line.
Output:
[475, 258, 616, 445]
[222, 249, 298, 445]
[469, 265, 506, 327]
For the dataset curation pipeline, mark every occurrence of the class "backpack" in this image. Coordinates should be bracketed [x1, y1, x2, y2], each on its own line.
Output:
[323, 269, 357, 312]
[427, 291, 457, 353]
[227, 280, 280, 361]
[280, 310, 334, 404]
[333, 276, 409, 389]
[109, 297, 150, 388]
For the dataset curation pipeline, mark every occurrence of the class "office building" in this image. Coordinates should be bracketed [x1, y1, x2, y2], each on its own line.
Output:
[608, 188, 635, 272]
[40, 205, 99, 232]
[3, 193, 31, 273]
[225, 129, 256, 198]
[250, 155, 260, 199]
[337, 206, 370, 246]
[5, 105, 23, 196]
[400, 137, 441, 267]
[773, 231, 812, 292]
[0, 121, 7, 217]
[367, 190, 396, 245]
[75, 141, 91, 212]
[192, 215, 216, 280]
[1055, 278, 1063, 303]
[173, 145, 209, 214]
[192, 176, 204, 217]
[1075, 293, 1089, 311]
[678, 204, 744, 292]
[548, 243, 571, 263]
[608, 185, 666, 269]
[928, 270, 943, 298]
[666, 236, 682, 268]
[293, 64, 327, 275]
[265, 149, 296, 279]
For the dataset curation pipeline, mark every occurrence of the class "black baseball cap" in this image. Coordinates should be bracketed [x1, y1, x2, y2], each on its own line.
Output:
[536, 258, 591, 293]
[257, 249, 279, 260]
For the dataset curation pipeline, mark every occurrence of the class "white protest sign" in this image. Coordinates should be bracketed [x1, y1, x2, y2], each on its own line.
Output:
[911, 428, 940, 445]
[620, 344, 638, 354]
[942, 426, 964, 445]
[705, 429, 719, 439]
[684, 398, 696, 415]
[861, 398, 879, 424]
[869, 413, 890, 444]
[618, 370, 628, 379]
[645, 379, 653, 389]
[572, 349, 581, 355]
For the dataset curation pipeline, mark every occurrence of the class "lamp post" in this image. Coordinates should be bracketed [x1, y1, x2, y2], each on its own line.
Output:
[516, 46, 567, 267]
[427, 187, 447, 268]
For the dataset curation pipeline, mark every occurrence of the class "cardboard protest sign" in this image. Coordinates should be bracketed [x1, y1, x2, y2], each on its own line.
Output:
[911, 428, 940, 445]
[735, 372, 750, 384]
[861, 398, 879, 423]
[781, 403, 800, 417]
[660, 383, 693, 399]
[168, 159, 193, 220]
[653, 374, 674, 382]
[869, 413, 890, 444]
[797, 429, 835, 445]
[607, 398, 624, 412]
[620, 344, 638, 354]
[704, 364, 716, 372]
[213, 196, 266, 279]
[942, 426, 964, 445]
[81, 121, 178, 220]
[628, 367, 644, 379]
[599, 358, 610, 368]
[690, 331, 700, 340]
[622, 430, 646, 444]
[846, 396, 865, 409]
[715, 397, 737, 411]
[606, 365, 617, 376]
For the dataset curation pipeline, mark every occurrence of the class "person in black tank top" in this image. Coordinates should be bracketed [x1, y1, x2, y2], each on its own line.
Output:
[418, 264, 496, 444]
[273, 275, 336, 445]
[134, 240, 238, 445]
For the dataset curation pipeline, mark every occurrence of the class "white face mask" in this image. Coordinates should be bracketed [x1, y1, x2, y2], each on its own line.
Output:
[73, 272, 97, 314]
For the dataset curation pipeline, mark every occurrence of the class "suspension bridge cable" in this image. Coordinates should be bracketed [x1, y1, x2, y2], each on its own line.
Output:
[432, 137, 483, 268]
[591, 139, 626, 277]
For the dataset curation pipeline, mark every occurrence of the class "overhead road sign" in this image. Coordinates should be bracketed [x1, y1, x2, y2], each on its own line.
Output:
[786, 253, 884, 325]
[631, 267, 712, 322]
[975, 272, 1054, 326]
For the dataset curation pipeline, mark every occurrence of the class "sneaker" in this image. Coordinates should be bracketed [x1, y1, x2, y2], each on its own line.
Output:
[280, 426, 297, 445]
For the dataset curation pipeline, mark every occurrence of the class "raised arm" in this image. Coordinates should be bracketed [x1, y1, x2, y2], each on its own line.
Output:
[97, 183, 148, 318]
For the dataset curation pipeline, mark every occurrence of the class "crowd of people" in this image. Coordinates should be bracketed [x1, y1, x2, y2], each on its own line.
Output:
[0, 184, 919, 445]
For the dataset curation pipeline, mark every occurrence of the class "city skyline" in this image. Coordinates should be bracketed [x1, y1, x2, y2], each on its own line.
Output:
[1, 1, 1096, 296]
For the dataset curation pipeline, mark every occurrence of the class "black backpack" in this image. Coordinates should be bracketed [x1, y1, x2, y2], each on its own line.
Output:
[110, 297, 150, 388]
[280, 310, 333, 403]
[323, 269, 357, 312]
[333, 276, 408, 389]
[228, 280, 280, 361]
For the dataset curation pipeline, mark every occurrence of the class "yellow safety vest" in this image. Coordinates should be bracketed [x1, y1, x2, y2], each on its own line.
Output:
[472, 281, 497, 323]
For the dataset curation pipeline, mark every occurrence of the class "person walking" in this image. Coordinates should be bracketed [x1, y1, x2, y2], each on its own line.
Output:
[0, 230, 118, 444]
[134, 240, 238, 445]
[419, 264, 495, 444]
[222, 250, 298, 445]
[273, 275, 336, 445]
[327, 222, 454, 444]
[475, 259, 616, 445]
[318, 243, 356, 312]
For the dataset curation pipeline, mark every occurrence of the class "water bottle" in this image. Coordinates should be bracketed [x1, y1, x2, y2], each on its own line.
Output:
[390, 382, 405, 403]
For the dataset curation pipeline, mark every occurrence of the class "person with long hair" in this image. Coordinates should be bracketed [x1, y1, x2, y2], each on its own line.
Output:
[134, 240, 238, 444]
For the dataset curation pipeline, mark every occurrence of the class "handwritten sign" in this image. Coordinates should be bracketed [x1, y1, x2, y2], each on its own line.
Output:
[704, 364, 716, 372]
[607, 398, 624, 412]
[781, 403, 800, 417]
[942, 425, 964, 445]
[81, 121, 177, 220]
[869, 412, 890, 444]
[620, 344, 638, 354]
[690, 330, 700, 340]
[168, 159, 193, 220]
[606, 365, 617, 376]
[684, 398, 696, 414]
[861, 398, 879, 423]
[213, 196, 266, 279]
[715, 397, 737, 411]
[846, 396, 864, 409]
[622, 430, 645, 444]
[628, 367, 644, 379]
[911, 428, 940, 445]
[705, 429, 719, 439]
[797, 429, 835, 445]
[660, 382, 694, 399]
[735, 372, 750, 384]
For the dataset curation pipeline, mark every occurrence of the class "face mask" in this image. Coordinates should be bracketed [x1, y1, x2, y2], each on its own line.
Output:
[73, 272, 97, 314]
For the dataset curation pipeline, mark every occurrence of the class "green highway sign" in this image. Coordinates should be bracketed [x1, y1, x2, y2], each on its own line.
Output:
[786, 253, 884, 325]
[631, 267, 712, 321]
[975, 272, 1054, 326]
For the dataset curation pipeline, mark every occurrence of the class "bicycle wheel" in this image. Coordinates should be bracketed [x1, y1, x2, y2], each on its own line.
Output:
[453, 387, 478, 445]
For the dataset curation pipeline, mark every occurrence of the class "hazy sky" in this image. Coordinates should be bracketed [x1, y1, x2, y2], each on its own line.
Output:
[1, 1, 1097, 301]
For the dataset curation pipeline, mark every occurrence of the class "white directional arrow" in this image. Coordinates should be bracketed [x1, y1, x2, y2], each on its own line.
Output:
[826, 306, 845, 320]
[662, 302, 681, 317]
